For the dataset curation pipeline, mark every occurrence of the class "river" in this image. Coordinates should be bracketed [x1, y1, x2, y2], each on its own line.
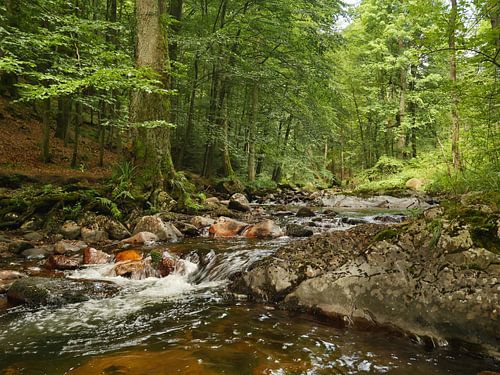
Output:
[0, 208, 497, 374]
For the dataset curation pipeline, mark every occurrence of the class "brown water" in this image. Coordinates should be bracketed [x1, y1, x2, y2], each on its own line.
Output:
[0, 211, 498, 375]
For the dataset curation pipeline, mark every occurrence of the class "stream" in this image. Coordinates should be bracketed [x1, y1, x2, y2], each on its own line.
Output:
[0, 208, 497, 374]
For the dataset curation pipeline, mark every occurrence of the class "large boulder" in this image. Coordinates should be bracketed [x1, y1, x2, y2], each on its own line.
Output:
[321, 194, 432, 209]
[7, 277, 120, 306]
[296, 207, 315, 217]
[21, 247, 50, 259]
[54, 240, 87, 255]
[81, 226, 108, 242]
[0, 270, 26, 293]
[60, 220, 81, 239]
[108, 259, 158, 280]
[45, 255, 81, 270]
[133, 216, 182, 241]
[242, 220, 283, 239]
[231, 209, 500, 358]
[83, 247, 112, 265]
[285, 224, 314, 237]
[208, 217, 248, 237]
[405, 178, 427, 191]
[121, 231, 159, 246]
[191, 216, 216, 229]
[228, 193, 251, 212]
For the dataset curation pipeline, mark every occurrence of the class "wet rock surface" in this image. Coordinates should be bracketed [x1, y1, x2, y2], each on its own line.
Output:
[231, 207, 500, 358]
[7, 277, 120, 306]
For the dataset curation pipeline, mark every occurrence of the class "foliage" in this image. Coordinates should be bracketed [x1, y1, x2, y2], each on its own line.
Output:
[110, 161, 136, 201]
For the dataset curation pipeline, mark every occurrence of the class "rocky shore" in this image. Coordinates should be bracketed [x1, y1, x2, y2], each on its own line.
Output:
[230, 199, 500, 359]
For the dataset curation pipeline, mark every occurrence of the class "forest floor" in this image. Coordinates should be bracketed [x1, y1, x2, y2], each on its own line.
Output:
[0, 97, 118, 184]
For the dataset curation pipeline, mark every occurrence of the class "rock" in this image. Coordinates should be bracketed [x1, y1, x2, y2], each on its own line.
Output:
[191, 216, 216, 229]
[157, 252, 178, 277]
[106, 220, 131, 240]
[7, 277, 120, 306]
[232, 210, 500, 358]
[242, 220, 284, 239]
[121, 231, 159, 246]
[321, 194, 431, 209]
[20, 218, 39, 231]
[154, 190, 177, 211]
[228, 193, 251, 212]
[208, 217, 248, 238]
[0, 270, 26, 293]
[60, 220, 81, 239]
[341, 217, 367, 225]
[296, 207, 315, 217]
[133, 216, 182, 241]
[115, 250, 143, 262]
[373, 215, 405, 223]
[0, 235, 10, 243]
[8, 240, 33, 254]
[110, 259, 158, 279]
[45, 255, 80, 270]
[285, 224, 314, 237]
[54, 240, 87, 255]
[205, 197, 220, 205]
[22, 231, 43, 242]
[83, 247, 112, 265]
[216, 178, 245, 195]
[81, 226, 108, 242]
[405, 177, 427, 190]
[0, 270, 25, 280]
[22, 247, 49, 259]
[178, 223, 199, 237]
[323, 208, 337, 216]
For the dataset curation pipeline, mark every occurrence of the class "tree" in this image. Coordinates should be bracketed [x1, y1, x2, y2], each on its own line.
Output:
[130, 0, 175, 187]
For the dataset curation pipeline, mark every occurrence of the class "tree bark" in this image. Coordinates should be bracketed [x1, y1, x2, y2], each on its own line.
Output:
[71, 102, 82, 168]
[449, 0, 461, 171]
[55, 96, 70, 140]
[130, 0, 175, 187]
[247, 83, 259, 181]
[41, 99, 51, 164]
[177, 54, 199, 168]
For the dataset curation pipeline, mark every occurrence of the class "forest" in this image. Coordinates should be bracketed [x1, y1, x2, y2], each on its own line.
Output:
[0, 0, 497, 196]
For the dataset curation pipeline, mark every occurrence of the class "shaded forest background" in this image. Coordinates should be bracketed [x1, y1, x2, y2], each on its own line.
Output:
[0, 0, 498, 196]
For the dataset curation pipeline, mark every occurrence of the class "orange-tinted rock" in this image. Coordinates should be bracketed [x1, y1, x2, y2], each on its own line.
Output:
[115, 250, 143, 262]
[208, 217, 248, 238]
[242, 219, 284, 239]
[45, 255, 80, 270]
[83, 247, 112, 265]
[121, 231, 159, 245]
[111, 259, 158, 279]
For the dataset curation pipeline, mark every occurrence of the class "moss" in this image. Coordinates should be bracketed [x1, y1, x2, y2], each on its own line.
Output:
[427, 219, 442, 249]
[373, 228, 399, 242]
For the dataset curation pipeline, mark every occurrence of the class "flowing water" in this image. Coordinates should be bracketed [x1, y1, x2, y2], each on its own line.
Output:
[0, 210, 498, 375]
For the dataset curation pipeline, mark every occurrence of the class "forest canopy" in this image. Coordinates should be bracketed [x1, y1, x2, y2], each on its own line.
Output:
[0, 0, 498, 194]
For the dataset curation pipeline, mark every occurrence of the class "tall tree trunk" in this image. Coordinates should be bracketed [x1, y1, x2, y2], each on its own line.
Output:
[272, 115, 292, 182]
[71, 102, 82, 169]
[131, 0, 175, 187]
[449, 0, 461, 171]
[55, 96, 71, 140]
[352, 89, 367, 168]
[177, 54, 199, 168]
[41, 99, 51, 163]
[98, 101, 106, 167]
[222, 87, 234, 176]
[247, 84, 259, 181]
[168, 0, 183, 128]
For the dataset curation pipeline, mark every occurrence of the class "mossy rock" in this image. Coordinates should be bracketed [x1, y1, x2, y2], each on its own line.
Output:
[373, 228, 399, 242]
